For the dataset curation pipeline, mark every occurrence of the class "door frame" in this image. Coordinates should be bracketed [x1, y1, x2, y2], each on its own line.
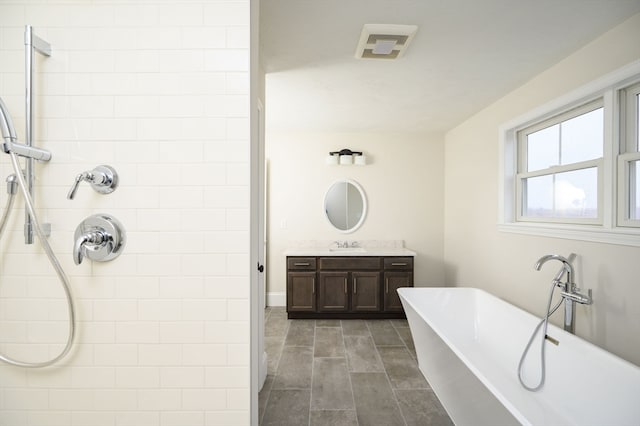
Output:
[250, 0, 264, 423]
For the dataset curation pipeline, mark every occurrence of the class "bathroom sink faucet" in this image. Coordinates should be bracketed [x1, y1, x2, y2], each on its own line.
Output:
[534, 254, 592, 334]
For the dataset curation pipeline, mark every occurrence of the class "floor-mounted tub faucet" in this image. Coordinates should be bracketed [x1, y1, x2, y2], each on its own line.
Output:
[534, 254, 592, 334]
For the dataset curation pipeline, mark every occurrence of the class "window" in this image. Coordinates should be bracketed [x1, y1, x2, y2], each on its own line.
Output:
[517, 101, 603, 224]
[618, 81, 640, 227]
[499, 63, 640, 247]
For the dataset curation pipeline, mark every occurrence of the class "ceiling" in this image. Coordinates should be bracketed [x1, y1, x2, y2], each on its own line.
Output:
[259, 0, 640, 135]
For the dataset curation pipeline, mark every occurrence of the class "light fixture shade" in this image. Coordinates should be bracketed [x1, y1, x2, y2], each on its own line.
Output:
[339, 154, 353, 165]
[326, 154, 339, 165]
[354, 155, 366, 166]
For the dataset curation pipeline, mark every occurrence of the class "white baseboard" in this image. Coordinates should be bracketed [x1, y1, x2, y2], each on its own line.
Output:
[266, 292, 286, 307]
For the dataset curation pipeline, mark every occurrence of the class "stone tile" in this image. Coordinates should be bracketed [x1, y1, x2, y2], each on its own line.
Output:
[284, 320, 315, 347]
[314, 327, 345, 358]
[261, 307, 453, 426]
[310, 410, 358, 426]
[395, 326, 415, 351]
[407, 346, 417, 361]
[311, 358, 354, 410]
[265, 335, 284, 376]
[367, 320, 404, 346]
[316, 319, 342, 327]
[350, 372, 405, 426]
[341, 320, 369, 336]
[377, 346, 428, 389]
[390, 319, 409, 328]
[395, 389, 453, 426]
[265, 314, 289, 337]
[343, 335, 384, 373]
[258, 374, 274, 424]
[272, 346, 313, 389]
[261, 389, 310, 426]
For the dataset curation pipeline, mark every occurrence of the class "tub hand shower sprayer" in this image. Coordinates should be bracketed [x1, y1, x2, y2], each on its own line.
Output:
[0, 27, 76, 368]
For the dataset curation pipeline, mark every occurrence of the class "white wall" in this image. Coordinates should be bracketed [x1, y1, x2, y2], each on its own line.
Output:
[444, 14, 640, 366]
[266, 130, 445, 300]
[0, 2, 251, 424]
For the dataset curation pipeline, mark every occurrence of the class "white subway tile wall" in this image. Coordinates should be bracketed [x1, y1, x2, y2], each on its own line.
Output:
[0, 1, 250, 424]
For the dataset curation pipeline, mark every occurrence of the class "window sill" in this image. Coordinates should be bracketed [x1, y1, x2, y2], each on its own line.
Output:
[497, 222, 640, 247]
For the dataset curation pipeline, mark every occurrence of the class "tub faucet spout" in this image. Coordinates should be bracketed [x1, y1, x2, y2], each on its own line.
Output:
[534, 254, 574, 291]
[534, 253, 591, 334]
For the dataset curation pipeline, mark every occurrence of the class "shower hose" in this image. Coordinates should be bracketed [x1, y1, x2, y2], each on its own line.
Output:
[517, 278, 563, 391]
[0, 151, 75, 368]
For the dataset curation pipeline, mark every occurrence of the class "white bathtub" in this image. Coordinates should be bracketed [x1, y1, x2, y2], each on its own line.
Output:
[398, 287, 640, 426]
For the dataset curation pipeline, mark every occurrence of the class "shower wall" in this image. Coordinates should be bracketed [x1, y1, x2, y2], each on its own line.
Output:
[0, 1, 250, 425]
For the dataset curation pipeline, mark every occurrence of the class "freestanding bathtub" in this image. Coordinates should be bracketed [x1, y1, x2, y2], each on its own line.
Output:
[398, 287, 640, 426]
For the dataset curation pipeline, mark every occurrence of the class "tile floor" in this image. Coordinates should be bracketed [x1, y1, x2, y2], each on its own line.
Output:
[259, 307, 453, 426]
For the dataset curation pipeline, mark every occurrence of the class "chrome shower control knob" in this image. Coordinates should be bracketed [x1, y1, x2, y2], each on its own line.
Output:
[73, 214, 125, 265]
[67, 165, 118, 200]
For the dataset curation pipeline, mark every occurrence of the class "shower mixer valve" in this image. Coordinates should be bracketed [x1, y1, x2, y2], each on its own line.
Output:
[67, 165, 118, 200]
[73, 214, 125, 265]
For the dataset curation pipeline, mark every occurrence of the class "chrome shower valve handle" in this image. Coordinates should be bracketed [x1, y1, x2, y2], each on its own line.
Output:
[73, 230, 106, 265]
[67, 165, 118, 199]
[73, 214, 125, 265]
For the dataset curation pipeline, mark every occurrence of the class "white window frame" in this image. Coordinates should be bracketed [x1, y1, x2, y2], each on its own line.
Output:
[617, 81, 640, 228]
[498, 60, 640, 247]
[516, 99, 604, 225]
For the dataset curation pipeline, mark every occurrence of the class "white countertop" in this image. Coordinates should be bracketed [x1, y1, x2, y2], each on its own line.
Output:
[283, 247, 416, 257]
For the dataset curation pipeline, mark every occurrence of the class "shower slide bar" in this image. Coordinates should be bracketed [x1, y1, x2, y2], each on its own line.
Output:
[24, 25, 52, 244]
[0, 26, 75, 368]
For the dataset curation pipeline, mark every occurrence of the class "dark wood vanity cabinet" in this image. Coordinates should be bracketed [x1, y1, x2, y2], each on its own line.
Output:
[287, 258, 317, 312]
[317, 271, 381, 313]
[287, 256, 413, 319]
[351, 271, 381, 312]
[383, 257, 414, 312]
[317, 272, 349, 312]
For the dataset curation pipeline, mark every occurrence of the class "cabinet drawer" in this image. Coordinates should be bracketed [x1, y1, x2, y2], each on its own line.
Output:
[383, 257, 413, 270]
[287, 257, 317, 270]
[319, 257, 381, 270]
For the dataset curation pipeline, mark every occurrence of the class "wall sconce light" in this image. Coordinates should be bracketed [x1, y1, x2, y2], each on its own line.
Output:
[326, 148, 367, 166]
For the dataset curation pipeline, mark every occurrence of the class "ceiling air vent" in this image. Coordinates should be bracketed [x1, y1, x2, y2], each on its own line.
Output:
[355, 24, 418, 60]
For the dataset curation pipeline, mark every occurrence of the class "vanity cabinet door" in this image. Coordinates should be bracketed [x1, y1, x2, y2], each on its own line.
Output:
[287, 271, 316, 312]
[318, 272, 349, 312]
[384, 271, 412, 312]
[351, 272, 381, 312]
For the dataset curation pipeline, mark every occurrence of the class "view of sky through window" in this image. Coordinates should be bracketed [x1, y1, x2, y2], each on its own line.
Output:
[523, 108, 603, 219]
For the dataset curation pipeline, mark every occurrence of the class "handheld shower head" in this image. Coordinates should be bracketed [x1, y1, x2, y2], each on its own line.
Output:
[0, 97, 18, 142]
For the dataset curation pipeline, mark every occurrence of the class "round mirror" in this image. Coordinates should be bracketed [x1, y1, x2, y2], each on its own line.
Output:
[324, 179, 367, 233]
